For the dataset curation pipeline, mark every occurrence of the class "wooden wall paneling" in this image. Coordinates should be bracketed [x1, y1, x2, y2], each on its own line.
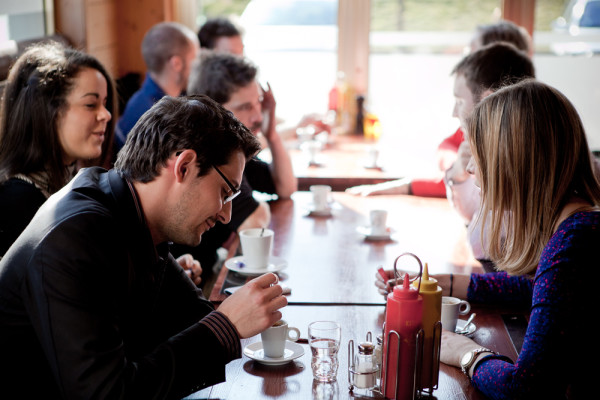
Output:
[337, 0, 370, 97]
[54, 0, 87, 50]
[54, 0, 172, 78]
[502, 0, 536, 36]
[116, 0, 168, 77]
[86, 0, 118, 77]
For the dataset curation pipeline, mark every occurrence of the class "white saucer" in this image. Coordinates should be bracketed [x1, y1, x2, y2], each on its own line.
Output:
[363, 164, 383, 170]
[356, 225, 396, 241]
[305, 202, 335, 216]
[455, 319, 477, 335]
[362, 160, 383, 170]
[307, 206, 332, 216]
[225, 256, 288, 276]
[243, 341, 305, 365]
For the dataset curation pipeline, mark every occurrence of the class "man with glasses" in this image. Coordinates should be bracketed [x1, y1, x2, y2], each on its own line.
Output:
[0, 95, 288, 398]
[213, 164, 242, 203]
[173, 51, 297, 283]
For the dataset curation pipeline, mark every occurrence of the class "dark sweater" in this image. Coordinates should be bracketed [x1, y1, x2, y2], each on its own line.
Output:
[0, 177, 46, 256]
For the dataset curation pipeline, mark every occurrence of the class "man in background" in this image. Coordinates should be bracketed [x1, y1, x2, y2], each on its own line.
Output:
[347, 20, 532, 198]
[198, 17, 244, 55]
[116, 22, 199, 148]
[197, 16, 331, 139]
[376, 42, 535, 292]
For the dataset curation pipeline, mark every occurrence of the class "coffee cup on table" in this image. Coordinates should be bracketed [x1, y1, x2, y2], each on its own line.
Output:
[296, 125, 316, 144]
[261, 320, 300, 358]
[310, 185, 331, 212]
[365, 146, 380, 168]
[441, 296, 471, 332]
[239, 228, 274, 270]
[302, 140, 322, 164]
[369, 209, 388, 235]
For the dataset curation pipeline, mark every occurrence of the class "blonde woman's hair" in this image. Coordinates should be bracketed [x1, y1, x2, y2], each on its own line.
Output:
[468, 79, 600, 275]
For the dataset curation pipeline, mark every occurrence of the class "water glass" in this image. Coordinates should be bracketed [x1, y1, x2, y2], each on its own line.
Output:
[309, 321, 341, 382]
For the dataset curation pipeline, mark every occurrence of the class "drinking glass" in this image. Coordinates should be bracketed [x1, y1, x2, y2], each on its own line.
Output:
[309, 321, 341, 382]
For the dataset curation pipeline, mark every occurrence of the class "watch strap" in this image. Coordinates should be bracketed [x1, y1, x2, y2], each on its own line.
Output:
[461, 347, 498, 377]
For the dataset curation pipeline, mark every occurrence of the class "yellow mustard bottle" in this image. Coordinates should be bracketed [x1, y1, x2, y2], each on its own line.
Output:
[412, 262, 442, 391]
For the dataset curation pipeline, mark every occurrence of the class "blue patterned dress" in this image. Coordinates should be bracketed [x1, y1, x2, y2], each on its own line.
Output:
[466, 211, 600, 399]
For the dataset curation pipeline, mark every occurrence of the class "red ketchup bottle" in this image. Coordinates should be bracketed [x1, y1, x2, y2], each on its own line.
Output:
[382, 272, 423, 399]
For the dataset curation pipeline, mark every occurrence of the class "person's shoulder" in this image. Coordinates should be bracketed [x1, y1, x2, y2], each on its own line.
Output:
[539, 211, 600, 273]
[555, 211, 600, 238]
[243, 158, 276, 195]
[0, 177, 43, 194]
[244, 157, 271, 177]
[0, 178, 46, 208]
[117, 78, 165, 142]
[119, 89, 153, 123]
[41, 168, 119, 221]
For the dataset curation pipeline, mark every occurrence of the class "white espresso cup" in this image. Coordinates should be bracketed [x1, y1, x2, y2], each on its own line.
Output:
[296, 125, 315, 144]
[261, 320, 300, 358]
[369, 209, 388, 235]
[239, 228, 274, 270]
[441, 296, 471, 332]
[366, 146, 380, 168]
[310, 185, 331, 211]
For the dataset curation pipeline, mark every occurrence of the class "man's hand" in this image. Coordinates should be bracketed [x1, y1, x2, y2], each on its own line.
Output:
[260, 82, 277, 142]
[297, 113, 332, 135]
[217, 273, 287, 338]
[445, 141, 472, 184]
[177, 254, 202, 286]
[375, 269, 395, 296]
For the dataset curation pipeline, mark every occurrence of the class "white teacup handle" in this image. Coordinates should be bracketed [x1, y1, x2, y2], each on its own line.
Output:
[286, 327, 300, 342]
[458, 301, 471, 315]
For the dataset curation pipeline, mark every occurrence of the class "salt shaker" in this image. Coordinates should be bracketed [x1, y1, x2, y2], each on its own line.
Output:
[374, 334, 383, 381]
[353, 341, 377, 389]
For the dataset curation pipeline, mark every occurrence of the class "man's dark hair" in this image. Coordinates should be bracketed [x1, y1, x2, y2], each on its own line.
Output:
[452, 42, 535, 102]
[115, 95, 260, 182]
[187, 51, 257, 104]
[475, 20, 530, 53]
[198, 18, 243, 49]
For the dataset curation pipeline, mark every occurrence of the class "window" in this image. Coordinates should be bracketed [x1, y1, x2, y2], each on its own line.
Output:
[0, 0, 49, 43]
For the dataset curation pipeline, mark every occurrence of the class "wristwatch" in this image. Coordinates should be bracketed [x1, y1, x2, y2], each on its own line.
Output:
[460, 347, 498, 377]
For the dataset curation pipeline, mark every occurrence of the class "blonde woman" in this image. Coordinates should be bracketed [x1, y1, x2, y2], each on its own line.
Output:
[440, 79, 600, 399]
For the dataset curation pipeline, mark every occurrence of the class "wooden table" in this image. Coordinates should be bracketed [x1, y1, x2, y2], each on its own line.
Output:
[287, 135, 405, 191]
[210, 192, 482, 305]
[185, 304, 524, 400]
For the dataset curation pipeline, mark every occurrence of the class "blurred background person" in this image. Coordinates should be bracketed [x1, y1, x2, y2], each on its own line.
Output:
[346, 20, 531, 198]
[198, 17, 245, 56]
[374, 42, 534, 285]
[115, 22, 199, 149]
[197, 16, 331, 139]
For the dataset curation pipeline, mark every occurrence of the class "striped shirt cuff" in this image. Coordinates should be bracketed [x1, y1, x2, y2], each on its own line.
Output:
[199, 311, 242, 361]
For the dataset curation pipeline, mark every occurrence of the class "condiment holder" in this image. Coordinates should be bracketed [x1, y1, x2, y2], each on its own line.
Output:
[382, 253, 442, 399]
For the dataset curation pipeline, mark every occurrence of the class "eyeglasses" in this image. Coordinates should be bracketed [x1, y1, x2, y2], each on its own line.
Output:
[213, 165, 241, 204]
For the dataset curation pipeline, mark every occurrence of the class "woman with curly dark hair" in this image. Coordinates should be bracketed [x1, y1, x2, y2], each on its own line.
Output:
[0, 42, 116, 255]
